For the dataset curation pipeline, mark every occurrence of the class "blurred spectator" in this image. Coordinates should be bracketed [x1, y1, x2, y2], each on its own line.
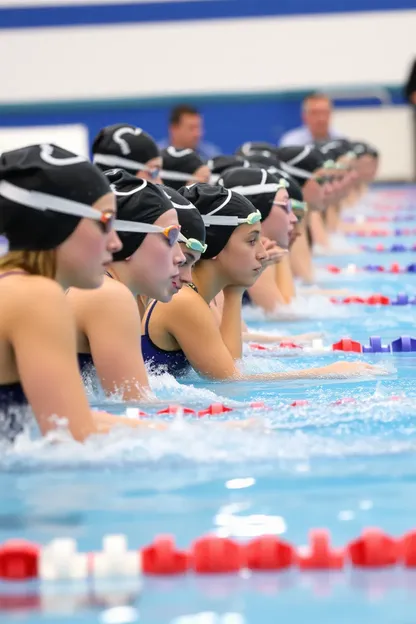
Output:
[279, 93, 344, 146]
[158, 104, 221, 160]
[404, 58, 416, 105]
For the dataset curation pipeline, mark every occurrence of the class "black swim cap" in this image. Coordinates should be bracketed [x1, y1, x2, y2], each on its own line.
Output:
[161, 147, 205, 190]
[92, 124, 160, 174]
[180, 184, 258, 259]
[351, 141, 379, 159]
[0, 143, 111, 253]
[276, 146, 325, 187]
[314, 139, 354, 162]
[105, 169, 173, 261]
[245, 153, 282, 175]
[235, 141, 279, 161]
[218, 167, 284, 220]
[159, 185, 206, 245]
[207, 155, 250, 181]
[269, 168, 304, 202]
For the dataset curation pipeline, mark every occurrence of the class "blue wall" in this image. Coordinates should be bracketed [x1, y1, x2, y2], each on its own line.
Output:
[0, 90, 405, 156]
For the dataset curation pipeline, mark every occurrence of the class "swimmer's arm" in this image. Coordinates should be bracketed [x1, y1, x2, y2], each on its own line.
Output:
[289, 224, 314, 285]
[309, 211, 330, 248]
[220, 287, 244, 359]
[9, 279, 98, 441]
[275, 255, 296, 303]
[247, 265, 285, 312]
[242, 331, 324, 344]
[68, 283, 151, 401]
[164, 289, 240, 380]
[165, 291, 382, 381]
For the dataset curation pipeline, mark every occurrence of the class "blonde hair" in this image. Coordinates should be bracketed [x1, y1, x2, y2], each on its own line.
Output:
[0, 249, 57, 279]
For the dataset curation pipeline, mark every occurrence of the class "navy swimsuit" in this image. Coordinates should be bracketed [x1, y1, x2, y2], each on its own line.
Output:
[141, 300, 191, 377]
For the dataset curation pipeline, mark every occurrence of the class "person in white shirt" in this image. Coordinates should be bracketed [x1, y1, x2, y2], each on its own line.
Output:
[279, 92, 344, 146]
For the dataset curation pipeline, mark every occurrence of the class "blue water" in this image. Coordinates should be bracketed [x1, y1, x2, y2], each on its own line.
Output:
[1, 187, 416, 624]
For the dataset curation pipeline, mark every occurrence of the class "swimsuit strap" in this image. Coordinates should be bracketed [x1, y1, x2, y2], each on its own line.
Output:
[0, 270, 27, 280]
[187, 282, 198, 293]
[144, 299, 159, 335]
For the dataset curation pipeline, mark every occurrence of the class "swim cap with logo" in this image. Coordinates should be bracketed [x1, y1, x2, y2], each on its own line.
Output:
[180, 184, 259, 259]
[92, 124, 159, 174]
[276, 146, 325, 187]
[104, 169, 174, 261]
[218, 167, 284, 220]
[159, 185, 206, 245]
[235, 141, 280, 160]
[161, 147, 205, 190]
[0, 143, 111, 254]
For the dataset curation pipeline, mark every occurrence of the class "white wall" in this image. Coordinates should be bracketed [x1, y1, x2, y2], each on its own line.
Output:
[333, 107, 415, 181]
[0, 124, 89, 156]
[0, 10, 415, 104]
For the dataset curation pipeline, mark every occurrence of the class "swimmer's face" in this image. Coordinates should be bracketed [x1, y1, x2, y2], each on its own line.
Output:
[357, 155, 378, 184]
[178, 244, 201, 286]
[137, 156, 163, 184]
[262, 188, 296, 249]
[129, 209, 185, 301]
[56, 192, 121, 289]
[190, 165, 211, 185]
[302, 178, 325, 211]
[216, 223, 267, 287]
[289, 220, 303, 248]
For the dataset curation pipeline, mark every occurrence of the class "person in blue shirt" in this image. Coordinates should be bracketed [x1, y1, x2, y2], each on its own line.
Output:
[158, 104, 221, 160]
[279, 92, 344, 147]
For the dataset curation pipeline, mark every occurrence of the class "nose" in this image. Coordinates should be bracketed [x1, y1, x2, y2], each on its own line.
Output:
[289, 211, 298, 226]
[174, 242, 186, 266]
[108, 229, 122, 253]
[179, 263, 193, 284]
[256, 238, 267, 262]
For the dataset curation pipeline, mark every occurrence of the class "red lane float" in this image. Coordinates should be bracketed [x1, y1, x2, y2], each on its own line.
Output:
[5, 528, 416, 580]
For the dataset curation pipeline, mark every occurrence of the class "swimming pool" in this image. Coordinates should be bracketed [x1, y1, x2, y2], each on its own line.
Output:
[1, 186, 416, 624]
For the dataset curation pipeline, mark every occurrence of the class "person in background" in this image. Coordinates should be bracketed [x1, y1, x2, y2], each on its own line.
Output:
[159, 104, 221, 160]
[279, 92, 344, 147]
[92, 124, 162, 183]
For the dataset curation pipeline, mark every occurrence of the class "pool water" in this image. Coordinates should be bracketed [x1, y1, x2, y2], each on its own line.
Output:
[1, 186, 416, 624]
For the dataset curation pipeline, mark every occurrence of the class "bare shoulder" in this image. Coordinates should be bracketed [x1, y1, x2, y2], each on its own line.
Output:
[68, 277, 135, 314]
[162, 286, 212, 330]
[7, 275, 66, 310]
[2, 276, 72, 335]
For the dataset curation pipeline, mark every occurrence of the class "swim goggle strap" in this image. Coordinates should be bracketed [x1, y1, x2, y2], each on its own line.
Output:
[0, 180, 116, 233]
[203, 210, 262, 227]
[114, 220, 183, 246]
[201, 189, 262, 227]
[93, 154, 161, 179]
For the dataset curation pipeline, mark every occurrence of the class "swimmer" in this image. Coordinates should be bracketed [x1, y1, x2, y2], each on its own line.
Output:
[217, 167, 296, 311]
[93, 124, 162, 183]
[141, 183, 385, 381]
[0, 144, 165, 441]
[160, 147, 211, 190]
[67, 169, 186, 400]
[142, 186, 207, 376]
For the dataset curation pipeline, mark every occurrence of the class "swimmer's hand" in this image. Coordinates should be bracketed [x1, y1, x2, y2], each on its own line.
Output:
[316, 362, 389, 378]
[92, 410, 167, 433]
[260, 237, 287, 268]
